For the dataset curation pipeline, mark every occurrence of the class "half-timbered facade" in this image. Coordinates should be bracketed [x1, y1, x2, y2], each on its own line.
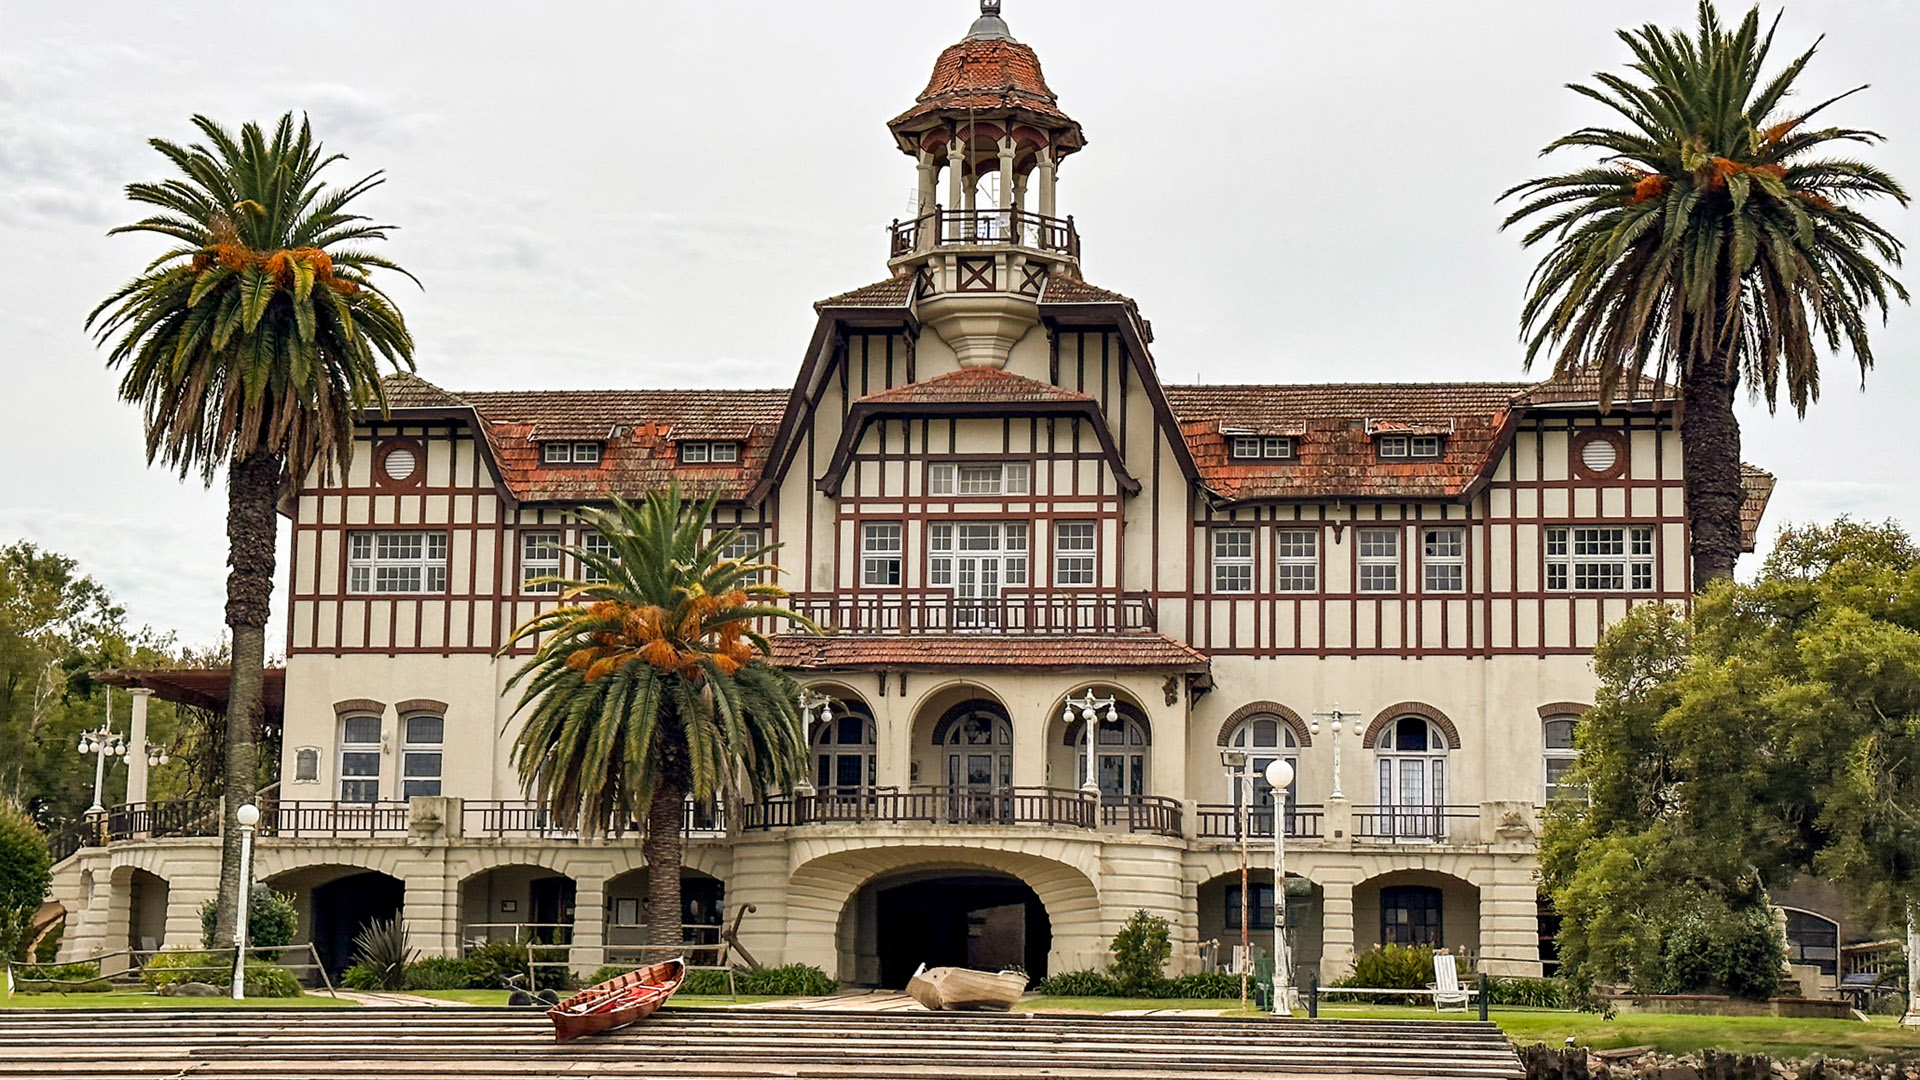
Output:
[52, 2, 1777, 988]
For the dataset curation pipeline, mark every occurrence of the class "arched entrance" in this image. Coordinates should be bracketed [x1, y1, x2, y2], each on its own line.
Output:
[265, 865, 405, 977]
[603, 867, 725, 966]
[110, 867, 170, 953]
[1196, 870, 1323, 982]
[841, 869, 1051, 988]
[460, 865, 576, 946]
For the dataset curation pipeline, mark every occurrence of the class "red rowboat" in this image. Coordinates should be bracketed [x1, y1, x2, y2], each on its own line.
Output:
[546, 957, 686, 1042]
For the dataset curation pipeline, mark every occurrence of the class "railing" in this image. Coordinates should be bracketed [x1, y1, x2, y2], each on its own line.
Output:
[260, 799, 412, 838]
[1352, 804, 1478, 842]
[788, 591, 1154, 635]
[105, 799, 222, 841]
[1097, 795, 1184, 838]
[743, 786, 1097, 831]
[1195, 804, 1325, 840]
[890, 207, 1080, 261]
[462, 799, 727, 840]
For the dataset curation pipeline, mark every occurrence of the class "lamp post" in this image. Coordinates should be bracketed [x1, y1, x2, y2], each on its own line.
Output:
[231, 802, 260, 1000]
[1220, 748, 1251, 1011]
[797, 690, 835, 800]
[76, 689, 128, 815]
[1309, 705, 1353, 801]
[1064, 688, 1118, 798]
[1265, 758, 1296, 1016]
[1905, 906, 1919, 1028]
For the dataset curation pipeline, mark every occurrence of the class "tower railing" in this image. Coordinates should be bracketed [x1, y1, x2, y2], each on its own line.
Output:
[890, 207, 1079, 260]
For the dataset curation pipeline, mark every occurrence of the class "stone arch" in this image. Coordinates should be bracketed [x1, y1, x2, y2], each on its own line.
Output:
[1352, 866, 1482, 955]
[1536, 701, 1593, 719]
[332, 698, 384, 716]
[1363, 702, 1461, 749]
[929, 697, 1014, 746]
[1216, 702, 1312, 747]
[395, 698, 449, 716]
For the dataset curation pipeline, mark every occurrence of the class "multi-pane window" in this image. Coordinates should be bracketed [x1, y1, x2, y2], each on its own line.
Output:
[1378, 435, 1442, 459]
[1213, 528, 1254, 594]
[347, 532, 448, 594]
[862, 523, 902, 586]
[521, 531, 563, 594]
[929, 523, 1029, 597]
[1357, 528, 1400, 593]
[1422, 527, 1466, 593]
[1229, 436, 1294, 460]
[579, 531, 616, 584]
[1225, 884, 1276, 932]
[928, 461, 1031, 496]
[717, 527, 764, 582]
[541, 441, 602, 464]
[679, 441, 739, 464]
[338, 714, 382, 803]
[400, 713, 443, 799]
[1381, 885, 1444, 946]
[1543, 716, 1583, 803]
[1054, 521, 1096, 586]
[1545, 526, 1656, 591]
[1274, 529, 1318, 592]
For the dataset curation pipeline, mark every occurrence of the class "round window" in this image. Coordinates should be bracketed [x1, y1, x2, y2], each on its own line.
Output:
[1579, 436, 1618, 474]
[384, 446, 418, 482]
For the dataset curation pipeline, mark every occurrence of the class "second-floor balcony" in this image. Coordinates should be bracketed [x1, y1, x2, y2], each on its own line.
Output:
[890, 207, 1080, 262]
[788, 591, 1155, 636]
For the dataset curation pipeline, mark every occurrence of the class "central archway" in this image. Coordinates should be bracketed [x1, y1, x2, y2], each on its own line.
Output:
[843, 870, 1051, 988]
[264, 865, 405, 977]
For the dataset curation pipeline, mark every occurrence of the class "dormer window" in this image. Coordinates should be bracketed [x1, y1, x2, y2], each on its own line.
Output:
[1378, 434, 1442, 460]
[680, 441, 740, 464]
[1229, 436, 1294, 460]
[542, 441, 603, 465]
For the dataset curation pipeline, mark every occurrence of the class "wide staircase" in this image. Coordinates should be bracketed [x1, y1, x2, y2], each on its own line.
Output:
[0, 1006, 1521, 1079]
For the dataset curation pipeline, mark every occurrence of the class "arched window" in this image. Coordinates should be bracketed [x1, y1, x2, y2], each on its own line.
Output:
[400, 712, 444, 799]
[1376, 716, 1449, 838]
[937, 702, 1013, 793]
[1782, 909, 1840, 976]
[1225, 715, 1299, 810]
[338, 714, 382, 803]
[811, 702, 877, 795]
[1071, 709, 1150, 799]
[1543, 716, 1582, 804]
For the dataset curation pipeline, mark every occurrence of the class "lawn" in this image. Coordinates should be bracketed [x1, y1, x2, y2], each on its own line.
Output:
[1317, 1004, 1920, 1060]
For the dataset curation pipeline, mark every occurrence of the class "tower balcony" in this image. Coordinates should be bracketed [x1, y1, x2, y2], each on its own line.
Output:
[890, 208, 1080, 265]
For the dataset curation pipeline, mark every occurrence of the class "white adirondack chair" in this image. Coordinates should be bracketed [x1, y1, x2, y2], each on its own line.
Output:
[1430, 952, 1469, 1012]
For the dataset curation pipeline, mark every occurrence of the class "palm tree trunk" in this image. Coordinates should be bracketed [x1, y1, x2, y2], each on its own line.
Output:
[213, 452, 281, 942]
[1680, 359, 1746, 589]
[643, 782, 687, 949]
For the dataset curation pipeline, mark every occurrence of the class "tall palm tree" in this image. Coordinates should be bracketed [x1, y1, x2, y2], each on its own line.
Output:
[88, 114, 416, 939]
[1502, 2, 1906, 587]
[505, 489, 810, 949]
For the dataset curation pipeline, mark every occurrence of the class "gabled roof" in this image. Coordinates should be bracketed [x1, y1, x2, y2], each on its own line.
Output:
[771, 634, 1209, 673]
[817, 275, 916, 310]
[1040, 277, 1135, 306]
[857, 367, 1094, 407]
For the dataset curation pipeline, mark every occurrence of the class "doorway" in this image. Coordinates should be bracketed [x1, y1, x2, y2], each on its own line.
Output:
[865, 872, 1049, 988]
[310, 871, 404, 977]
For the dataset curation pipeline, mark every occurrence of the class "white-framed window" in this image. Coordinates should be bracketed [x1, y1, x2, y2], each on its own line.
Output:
[579, 530, 616, 584]
[338, 714, 382, 803]
[520, 531, 563, 594]
[928, 461, 1031, 496]
[1422, 527, 1466, 593]
[1357, 527, 1400, 593]
[1274, 529, 1318, 592]
[1225, 715, 1299, 812]
[1378, 435, 1442, 459]
[1229, 436, 1295, 460]
[541, 442, 602, 465]
[1213, 528, 1255, 593]
[400, 713, 443, 799]
[680, 441, 740, 464]
[1054, 521, 1096, 586]
[862, 523, 902, 586]
[929, 522, 1029, 598]
[717, 527, 764, 582]
[347, 531, 448, 594]
[1545, 526, 1656, 591]
[1376, 716, 1451, 839]
[1543, 716, 1582, 804]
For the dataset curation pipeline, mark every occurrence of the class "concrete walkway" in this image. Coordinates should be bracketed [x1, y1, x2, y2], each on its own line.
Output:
[323, 989, 468, 1007]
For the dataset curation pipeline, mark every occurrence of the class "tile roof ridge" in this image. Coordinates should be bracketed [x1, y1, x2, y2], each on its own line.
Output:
[1168, 380, 1535, 391]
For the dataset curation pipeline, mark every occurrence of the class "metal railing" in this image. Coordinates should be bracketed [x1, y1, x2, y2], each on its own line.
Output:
[890, 207, 1080, 260]
[1194, 804, 1324, 840]
[1097, 795, 1184, 838]
[1352, 804, 1478, 842]
[461, 800, 727, 839]
[260, 799, 412, 838]
[787, 591, 1154, 635]
[106, 799, 222, 840]
[742, 786, 1097, 831]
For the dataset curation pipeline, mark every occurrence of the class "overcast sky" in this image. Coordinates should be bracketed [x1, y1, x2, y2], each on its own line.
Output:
[4, 0, 1918, 651]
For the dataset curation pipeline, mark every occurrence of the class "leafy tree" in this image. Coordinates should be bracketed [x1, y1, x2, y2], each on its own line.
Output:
[504, 488, 810, 947]
[1543, 519, 1920, 996]
[0, 802, 53, 971]
[1108, 909, 1172, 995]
[198, 886, 299, 956]
[87, 114, 417, 941]
[1502, 3, 1907, 586]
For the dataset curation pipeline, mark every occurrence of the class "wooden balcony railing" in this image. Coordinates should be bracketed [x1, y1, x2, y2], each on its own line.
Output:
[260, 799, 411, 838]
[742, 786, 1098, 831]
[105, 799, 221, 840]
[461, 800, 727, 839]
[1195, 804, 1324, 841]
[788, 591, 1154, 636]
[890, 208, 1080, 261]
[1352, 804, 1478, 842]
[1097, 795, 1184, 838]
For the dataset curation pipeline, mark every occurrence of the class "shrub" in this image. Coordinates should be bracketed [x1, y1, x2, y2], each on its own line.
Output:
[241, 961, 303, 998]
[199, 887, 299, 959]
[1485, 976, 1572, 1009]
[1332, 944, 1437, 1004]
[678, 968, 731, 995]
[0, 804, 52, 966]
[1164, 971, 1246, 999]
[737, 964, 836, 997]
[1637, 902, 1783, 1000]
[13, 961, 109, 993]
[404, 957, 478, 991]
[345, 917, 415, 991]
[1108, 909, 1172, 995]
[142, 949, 226, 989]
[464, 938, 571, 992]
[1033, 969, 1122, 997]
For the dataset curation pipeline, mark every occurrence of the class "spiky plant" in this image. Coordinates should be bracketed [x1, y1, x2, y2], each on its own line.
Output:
[87, 114, 415, 941]
[504, 488, 811, 947]
[1502, 2, 1906, 586]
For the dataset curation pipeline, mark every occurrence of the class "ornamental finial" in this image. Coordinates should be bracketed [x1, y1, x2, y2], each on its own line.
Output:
[968, 0, 1012, 40]
[982, 0, 1001, 14]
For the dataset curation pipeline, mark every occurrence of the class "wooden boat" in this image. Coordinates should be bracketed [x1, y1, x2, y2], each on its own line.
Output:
[546, 957, 685, 1042]
[905, 964, 1027, 1011]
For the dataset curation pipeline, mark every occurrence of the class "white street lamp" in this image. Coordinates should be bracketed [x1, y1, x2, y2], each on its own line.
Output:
[1265, 757, 1296, 1016]
[76, 689, 128, 815]
[1905, 906, 1919, 1028]
[231, 802, 261, 1000]
[1064, 688, 1118, 799]
[1220, 747, 1251, 1012]
[1309, 705, 1354, 801]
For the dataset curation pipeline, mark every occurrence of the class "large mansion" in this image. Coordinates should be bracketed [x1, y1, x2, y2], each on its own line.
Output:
[52, 3, 1781, 989]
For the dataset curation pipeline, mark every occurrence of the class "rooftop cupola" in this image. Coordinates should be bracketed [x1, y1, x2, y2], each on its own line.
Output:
[886, 2, 1090, 368]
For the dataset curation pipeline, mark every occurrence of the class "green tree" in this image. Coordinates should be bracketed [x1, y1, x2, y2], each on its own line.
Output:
[1108, 909, 1172, 995]
[1542, 519, 1920, 996]
[1502, 3, 1907, 586]
[87, 114, 417, 942]
[0, 802, 53, 973]
[504, 489, 810, 947]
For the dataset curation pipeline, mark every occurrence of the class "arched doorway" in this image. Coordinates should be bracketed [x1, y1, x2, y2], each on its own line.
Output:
[108, 867, 170, 953]
[603, 867, 726, 967]
[1353, 870, 1480, 956]
[841, 869, 1050, 988]
[806, 693, 878, 796]
[1197, 870, 1322, 982]
[460, 865, 576, 947]
[933, 700, 1014, 796]
[1058, 699, 1153, 801]
[266, 865, 405, 977]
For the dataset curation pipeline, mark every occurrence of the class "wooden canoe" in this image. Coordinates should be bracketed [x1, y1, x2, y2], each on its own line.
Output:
[905, 965, 1027, 1011]
[546, 957, 685, 1042]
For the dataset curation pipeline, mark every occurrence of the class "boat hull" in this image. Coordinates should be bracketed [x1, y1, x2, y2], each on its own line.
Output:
[906, 966, 1027, 1011]
[546, 957, 686, 1042]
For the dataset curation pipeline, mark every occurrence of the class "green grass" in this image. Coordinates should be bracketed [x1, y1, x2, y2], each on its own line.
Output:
[1316, 1004, 1920, 1060]
[1, 991, 358, 1008]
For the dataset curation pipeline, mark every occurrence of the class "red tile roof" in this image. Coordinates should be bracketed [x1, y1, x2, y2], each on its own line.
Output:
[1041, 277, 1136, 306]
[857, 367, 1095, 407]
[1740, 463, 1776, 553]
[771, 634, 1209, 672]
[891, 38, 1074, 129]
[817, 274, 916, 310]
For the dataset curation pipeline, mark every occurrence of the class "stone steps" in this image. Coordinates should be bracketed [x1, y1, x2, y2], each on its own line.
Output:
[0, 1006, 1523, 1080]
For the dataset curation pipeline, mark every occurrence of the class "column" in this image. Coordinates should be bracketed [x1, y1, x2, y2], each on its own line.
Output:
[877, 691, 913, 791]
[1150, 688, 1188, 803]
[1037, 148, 1057, 219]
[997, 136, 1016, 241]
[915, 150, 937, 217]
[127, 688, 153, 804]
[571, 875, 607, 975]
[1477, 859, 1545, 977]
[1904, 907, 1919, 1027]
[1319, 879, 1357, 980]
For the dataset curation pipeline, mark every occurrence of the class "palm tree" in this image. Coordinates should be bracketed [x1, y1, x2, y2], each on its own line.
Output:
[1502, 2, 1907, 587]
[87, 114, 416, 939]
[504, 489, 810, 949]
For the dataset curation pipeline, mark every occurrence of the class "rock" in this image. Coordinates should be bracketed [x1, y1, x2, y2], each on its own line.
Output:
[161, 981, 221, 997]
